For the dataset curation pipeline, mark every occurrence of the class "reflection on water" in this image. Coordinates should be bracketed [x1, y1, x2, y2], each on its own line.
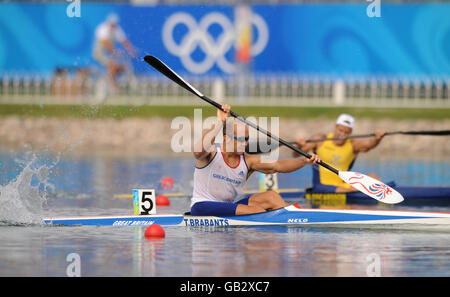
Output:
[5, 224, 447, 277]
[0, 151, 449, 276]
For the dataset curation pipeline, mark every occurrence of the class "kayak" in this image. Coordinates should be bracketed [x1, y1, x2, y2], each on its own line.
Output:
[304, 186, 450, 206]
[43, 203, 450, 227]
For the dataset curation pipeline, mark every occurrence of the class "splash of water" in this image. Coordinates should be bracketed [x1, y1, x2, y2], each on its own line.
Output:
[0, 153, 56, 226]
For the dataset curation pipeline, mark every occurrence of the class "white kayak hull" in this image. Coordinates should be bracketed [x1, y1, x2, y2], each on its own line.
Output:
[43, 204, 450, 227]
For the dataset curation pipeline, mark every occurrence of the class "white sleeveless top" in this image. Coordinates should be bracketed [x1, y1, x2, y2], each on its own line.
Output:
[191, 145, 249, 207]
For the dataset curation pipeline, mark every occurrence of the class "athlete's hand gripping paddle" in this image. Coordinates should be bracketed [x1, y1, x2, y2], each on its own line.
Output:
[144, 55, 404, 204]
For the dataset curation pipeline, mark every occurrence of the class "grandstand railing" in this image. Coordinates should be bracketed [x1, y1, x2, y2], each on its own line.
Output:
[0, 73, 449, 108]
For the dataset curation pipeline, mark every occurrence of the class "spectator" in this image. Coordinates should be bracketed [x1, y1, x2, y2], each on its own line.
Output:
[93, 13, 136, 90]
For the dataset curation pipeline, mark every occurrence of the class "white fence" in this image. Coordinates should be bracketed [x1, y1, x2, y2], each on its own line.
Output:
[0, 72, 449, 108]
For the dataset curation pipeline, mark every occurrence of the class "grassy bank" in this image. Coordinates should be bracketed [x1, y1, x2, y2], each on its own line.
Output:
[0, 104, 449, 120]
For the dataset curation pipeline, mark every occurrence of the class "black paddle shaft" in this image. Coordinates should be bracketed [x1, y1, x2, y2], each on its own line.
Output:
[143, 55, 339, 175]
[305, 129, 450, 142]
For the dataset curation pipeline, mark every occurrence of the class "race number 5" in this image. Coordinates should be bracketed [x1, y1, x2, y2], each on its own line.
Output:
[133, 189, 156, 215]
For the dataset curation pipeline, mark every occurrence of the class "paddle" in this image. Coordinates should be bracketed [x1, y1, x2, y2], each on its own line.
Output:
[303, 130, 450, 143]
[245, 129, 450, 154]
[143, 55, 404, 204]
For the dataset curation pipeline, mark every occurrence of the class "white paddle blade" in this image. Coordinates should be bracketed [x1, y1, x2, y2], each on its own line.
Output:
[338, 171, 404, 204]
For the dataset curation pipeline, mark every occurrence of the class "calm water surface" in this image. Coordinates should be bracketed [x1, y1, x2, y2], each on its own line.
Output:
[0, 151, 449, 277]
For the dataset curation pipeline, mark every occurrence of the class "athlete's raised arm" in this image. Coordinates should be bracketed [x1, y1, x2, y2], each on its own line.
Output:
[193, 104, 231, 161]
[352, 129, 386, 153]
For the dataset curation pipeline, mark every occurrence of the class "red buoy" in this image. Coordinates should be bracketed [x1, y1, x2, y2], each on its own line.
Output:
[160, 176, 174, 190]
[156, 194, 170, 206]
[144, 224, 165, 239]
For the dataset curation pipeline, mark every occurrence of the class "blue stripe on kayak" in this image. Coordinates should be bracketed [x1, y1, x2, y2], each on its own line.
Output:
[218, 208, 431, 224]
[44, 215, 184, 226]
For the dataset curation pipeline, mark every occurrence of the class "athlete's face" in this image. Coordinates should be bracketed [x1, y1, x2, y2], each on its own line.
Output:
[334, 124, 352, 145]
[232, 124, 249, 154]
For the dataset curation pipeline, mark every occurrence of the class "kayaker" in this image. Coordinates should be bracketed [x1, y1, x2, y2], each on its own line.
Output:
[294, 114, 386, 193]
[190, 104, 321, 216]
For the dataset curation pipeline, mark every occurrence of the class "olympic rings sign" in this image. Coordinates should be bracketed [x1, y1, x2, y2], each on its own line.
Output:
[162, 12, 269, 74]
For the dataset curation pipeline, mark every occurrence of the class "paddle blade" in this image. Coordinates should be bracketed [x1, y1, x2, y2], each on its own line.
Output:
[338, 171, 404, 204]
[143, 55, 204, 98]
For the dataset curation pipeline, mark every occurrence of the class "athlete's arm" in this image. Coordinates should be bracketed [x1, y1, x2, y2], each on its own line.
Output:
[292, 133, 325, 157]
[246, 154, 320, 174]
[193, 104, 230, 161]
[352, 129, 386, 153]
[122, 40, 137, 58]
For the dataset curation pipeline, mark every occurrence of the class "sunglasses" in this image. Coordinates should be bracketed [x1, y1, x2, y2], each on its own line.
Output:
[228, 134, 250, 142]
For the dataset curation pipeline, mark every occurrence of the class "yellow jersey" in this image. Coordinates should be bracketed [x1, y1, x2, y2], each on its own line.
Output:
[314, 133, 356, 188]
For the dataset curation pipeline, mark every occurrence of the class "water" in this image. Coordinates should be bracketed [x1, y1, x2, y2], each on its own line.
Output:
[0, 151, 449, 277]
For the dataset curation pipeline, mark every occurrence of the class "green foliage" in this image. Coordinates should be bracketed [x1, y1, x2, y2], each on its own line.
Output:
[0, 104, 448, 120]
